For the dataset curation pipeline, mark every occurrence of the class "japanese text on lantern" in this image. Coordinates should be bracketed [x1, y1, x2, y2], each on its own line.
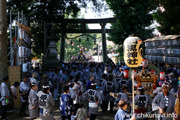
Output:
[126, 41, 138, 65]
[123, 37, 143, 68]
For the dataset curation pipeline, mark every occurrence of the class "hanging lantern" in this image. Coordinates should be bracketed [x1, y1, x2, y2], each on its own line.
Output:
[123, 36, 143, 68]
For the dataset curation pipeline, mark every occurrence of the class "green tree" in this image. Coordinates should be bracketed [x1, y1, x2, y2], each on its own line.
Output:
[152, 0, 180, 35]
[7, 0, 105, 57]
[60, 34, 96, 62]
[106, 0, 154, 56]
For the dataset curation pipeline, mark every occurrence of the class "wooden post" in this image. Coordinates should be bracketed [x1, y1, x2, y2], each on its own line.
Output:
[60, 33, 65, 62]
[101, 23, 107, 63]
[0, 0, 8, 79]
[132, 69, 135, 115]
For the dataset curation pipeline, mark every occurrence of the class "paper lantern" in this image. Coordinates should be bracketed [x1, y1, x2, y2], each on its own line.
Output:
[160, 72, 165, 80]
[123, 37, 143, 68]
[124, 70, 129, 78]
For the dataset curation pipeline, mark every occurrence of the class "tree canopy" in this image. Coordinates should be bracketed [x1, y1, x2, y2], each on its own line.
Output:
[57, 34, 97, 62]
[7, 0, 105, 57]
[152, 0, 180, 35]
[106, 0, 154, 56]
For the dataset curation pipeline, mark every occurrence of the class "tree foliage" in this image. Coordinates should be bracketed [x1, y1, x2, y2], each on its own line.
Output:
[152, 0, 180, 35]
[57, 34, 96, 62]
[7, 0, 105, 57]
[106, 0, 154, 56]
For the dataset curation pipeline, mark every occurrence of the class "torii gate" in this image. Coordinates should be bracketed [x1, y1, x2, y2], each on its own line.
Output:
[45, 17, 118, 63]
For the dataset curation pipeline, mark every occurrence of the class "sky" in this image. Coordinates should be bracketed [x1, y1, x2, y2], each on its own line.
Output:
[80, 3, 160, 35]
[80, 3, 114, 29]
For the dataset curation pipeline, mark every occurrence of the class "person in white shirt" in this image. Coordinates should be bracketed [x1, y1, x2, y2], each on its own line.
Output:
[1, 76, 10, 120]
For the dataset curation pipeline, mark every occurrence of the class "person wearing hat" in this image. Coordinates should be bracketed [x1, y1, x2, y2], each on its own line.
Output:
[19, 75, 30, 116]
[152, 82, 176, 120]
[28, 81, 39, 120]
[38, 82, 54, 120]
[134, 87, 152, 120]
[82, 82, 101, 120]
[0, 76, 10, 120]
[115, 99, 136, 120]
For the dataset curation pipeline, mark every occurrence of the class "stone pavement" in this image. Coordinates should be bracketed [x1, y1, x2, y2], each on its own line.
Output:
[4, 104, 117, 120]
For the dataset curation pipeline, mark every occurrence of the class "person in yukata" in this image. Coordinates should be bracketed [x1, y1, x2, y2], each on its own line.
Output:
[103, 73, 116, 113]
[115, 85, 129, 105]
[82, 83, 101, 120]
[38, 83, 55, 120]
[115, 99, 135, 120]
[168, 72, 178, 94]
[59, 85, 73, 120]
[152, 82, 175, 120]
[28, 81, 39, 120]
[117, 70, 131, 92]
[134, 87, 152, 120]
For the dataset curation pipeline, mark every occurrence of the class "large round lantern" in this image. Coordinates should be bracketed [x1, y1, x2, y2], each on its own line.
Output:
[123, 37, 143, 68]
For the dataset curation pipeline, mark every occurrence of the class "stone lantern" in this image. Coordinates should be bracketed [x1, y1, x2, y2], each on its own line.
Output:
[44, 30, 59, 69]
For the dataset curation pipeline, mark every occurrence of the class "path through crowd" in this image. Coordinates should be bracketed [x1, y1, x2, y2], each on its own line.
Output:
[5, 105, 117, 120]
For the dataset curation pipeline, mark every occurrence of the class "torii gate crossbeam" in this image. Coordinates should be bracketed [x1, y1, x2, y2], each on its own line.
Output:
[45, 17, 118, 63]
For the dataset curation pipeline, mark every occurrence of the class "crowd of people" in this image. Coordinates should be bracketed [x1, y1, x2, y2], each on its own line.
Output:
[0, 61, 180, 120]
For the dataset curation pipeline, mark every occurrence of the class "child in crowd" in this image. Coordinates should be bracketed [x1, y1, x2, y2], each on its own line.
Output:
[60, 85, 73, 120]
[75, 103, 87, 120]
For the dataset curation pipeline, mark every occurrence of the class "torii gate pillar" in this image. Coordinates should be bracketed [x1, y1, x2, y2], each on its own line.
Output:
[60, 22, 66, 62]
[101, 23, 107, 63]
